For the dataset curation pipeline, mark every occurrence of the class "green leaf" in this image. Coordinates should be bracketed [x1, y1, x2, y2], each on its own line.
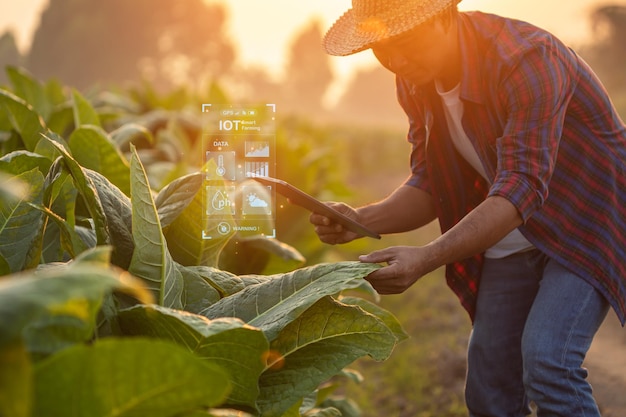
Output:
[39, 161, 100, 263]
[0, 260, 141, 348]
[72, 89, 100, 127]
[0, 150, 52, 176]
[118, 304, 268, 411]
[6, 66, 53, 121]
[183, 265, 245, 298]
[158, 172, 234, 268]
[68, 125, 131, 195]
[200, 261, 381, 341]
[128, 145, 183, 309]
[303, 407, 341, 417]
[257, 296, 398, 417]
[33, 338, 231, 417]
[85, 169, 134, 269]
[28, 202, 88, 261]
[47, 104, 74, 136]
[0, 339, 32, 417]
[156, 172, 203, 228]
[339, 296, 409, 343]
[0, 169, 45, 274]
[0, 89, 46, 151]
[42, 134, 109, 245]
[178, 265, 221, 312]
[0, 254, 9, 276]
[110, 122, 154, 147]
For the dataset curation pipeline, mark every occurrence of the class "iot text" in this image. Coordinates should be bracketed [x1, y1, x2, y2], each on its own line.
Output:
[218, 119, 260, 131]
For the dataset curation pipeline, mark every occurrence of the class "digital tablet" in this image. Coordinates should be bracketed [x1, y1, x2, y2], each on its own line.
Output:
[249, 176, 381, 239]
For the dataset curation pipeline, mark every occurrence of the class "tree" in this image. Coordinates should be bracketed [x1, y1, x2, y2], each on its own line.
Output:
[26, 0, 236, 90]
[0, 31, 23, 85]
[282, 20, 333, 117]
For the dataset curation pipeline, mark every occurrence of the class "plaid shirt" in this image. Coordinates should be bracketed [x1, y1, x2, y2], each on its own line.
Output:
[398, 11, 626, 324]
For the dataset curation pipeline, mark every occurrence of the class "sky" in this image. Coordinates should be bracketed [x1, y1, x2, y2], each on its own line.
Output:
[0, 0, 612, 84]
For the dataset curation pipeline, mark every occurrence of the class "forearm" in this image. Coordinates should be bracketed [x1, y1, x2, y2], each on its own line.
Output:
[357, 185, 437, 234]
[425, 195, 523, 267]
[358, 195, 525, 294]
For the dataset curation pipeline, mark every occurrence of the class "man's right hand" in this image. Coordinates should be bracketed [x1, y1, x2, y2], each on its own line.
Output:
[309, 202, 362, 245]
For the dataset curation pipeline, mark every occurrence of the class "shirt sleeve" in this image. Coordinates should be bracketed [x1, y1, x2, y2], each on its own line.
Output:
[488, 43, 577, 222]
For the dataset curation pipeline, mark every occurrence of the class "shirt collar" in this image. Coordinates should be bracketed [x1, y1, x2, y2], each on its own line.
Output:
[456, 12, 486, 105]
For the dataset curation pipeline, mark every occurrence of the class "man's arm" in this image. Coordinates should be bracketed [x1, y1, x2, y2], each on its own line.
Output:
[358, 185, 437, 233]
[310, 184, 437, 244]
[360, 195, 523, 294]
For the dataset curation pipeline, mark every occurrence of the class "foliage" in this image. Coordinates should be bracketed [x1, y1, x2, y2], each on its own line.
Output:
[26, 0, 235, 90]
[0, 67, 408, 417]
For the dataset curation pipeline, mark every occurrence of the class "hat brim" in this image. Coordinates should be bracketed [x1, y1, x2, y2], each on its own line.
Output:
[323, 9, 408, 56]
[322, 0, 459, 56]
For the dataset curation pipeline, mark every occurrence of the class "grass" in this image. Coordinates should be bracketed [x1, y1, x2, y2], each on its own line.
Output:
[319, 222, 473, 417]
[339, 267, 472, 417]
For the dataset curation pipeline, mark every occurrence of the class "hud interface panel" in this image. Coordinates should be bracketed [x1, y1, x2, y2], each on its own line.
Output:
[201, 104, 276, 239]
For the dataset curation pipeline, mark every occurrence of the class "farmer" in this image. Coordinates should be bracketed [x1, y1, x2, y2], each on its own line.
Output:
[312, 0, 626, 415]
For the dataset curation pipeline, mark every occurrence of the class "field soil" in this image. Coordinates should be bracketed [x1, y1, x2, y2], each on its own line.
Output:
[586, 312, 626, 416]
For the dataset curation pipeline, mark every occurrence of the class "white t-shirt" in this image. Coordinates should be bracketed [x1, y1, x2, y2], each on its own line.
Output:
[435, 80, 534, 259]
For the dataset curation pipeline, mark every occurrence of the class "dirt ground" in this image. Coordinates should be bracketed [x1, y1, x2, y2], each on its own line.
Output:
[585, 312, 626, 416]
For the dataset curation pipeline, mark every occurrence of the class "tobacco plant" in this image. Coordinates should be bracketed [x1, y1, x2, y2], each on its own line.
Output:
[0, 67, 407, 417]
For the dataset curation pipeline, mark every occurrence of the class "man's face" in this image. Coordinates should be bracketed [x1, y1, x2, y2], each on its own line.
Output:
[371, 17, 455, 87]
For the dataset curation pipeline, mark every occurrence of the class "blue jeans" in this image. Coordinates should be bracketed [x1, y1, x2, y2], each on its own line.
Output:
[465, 250, 609, 417]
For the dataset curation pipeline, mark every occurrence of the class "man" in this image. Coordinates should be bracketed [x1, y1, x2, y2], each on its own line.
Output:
[312, 0, 626, 415]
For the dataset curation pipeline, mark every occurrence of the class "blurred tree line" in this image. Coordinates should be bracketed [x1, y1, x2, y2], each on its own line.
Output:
[0, 0, 625, 125]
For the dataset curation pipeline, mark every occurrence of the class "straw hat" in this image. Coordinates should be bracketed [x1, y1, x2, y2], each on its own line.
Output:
[323, 0, 460, 56]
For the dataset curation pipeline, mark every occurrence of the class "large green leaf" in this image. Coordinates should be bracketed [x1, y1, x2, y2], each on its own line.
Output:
[68, 125, 131, 195]
[86, 169, 134, 269]
[39, 163, 85, 262]
[257, 296, 400, 417]
[339, 296, 409, 344]
[0, 89, 46, 152]
[200, 261, 380, 341]
[128, 145, 183, 309]
[158, 170, 235, 268]
[42, 134, 109, 245]
[0, 169, 45, 274]
[183, 265, 245, 298]
[156, 172, 202, 228]
[118, 304, 268, 411]
[0, 249, 145, 348]
[29, 202, 88, 262]
[178, 266, 221, 312]
[33, 338, 231, 417]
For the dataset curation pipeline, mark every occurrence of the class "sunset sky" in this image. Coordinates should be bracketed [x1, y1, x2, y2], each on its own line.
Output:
[0, 0, 612, 83]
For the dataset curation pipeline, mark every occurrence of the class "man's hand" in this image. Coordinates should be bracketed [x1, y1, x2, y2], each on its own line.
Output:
[358, 196, 524, 295]
[309, 202, 361, 244]
[359, 246, 438, 294]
